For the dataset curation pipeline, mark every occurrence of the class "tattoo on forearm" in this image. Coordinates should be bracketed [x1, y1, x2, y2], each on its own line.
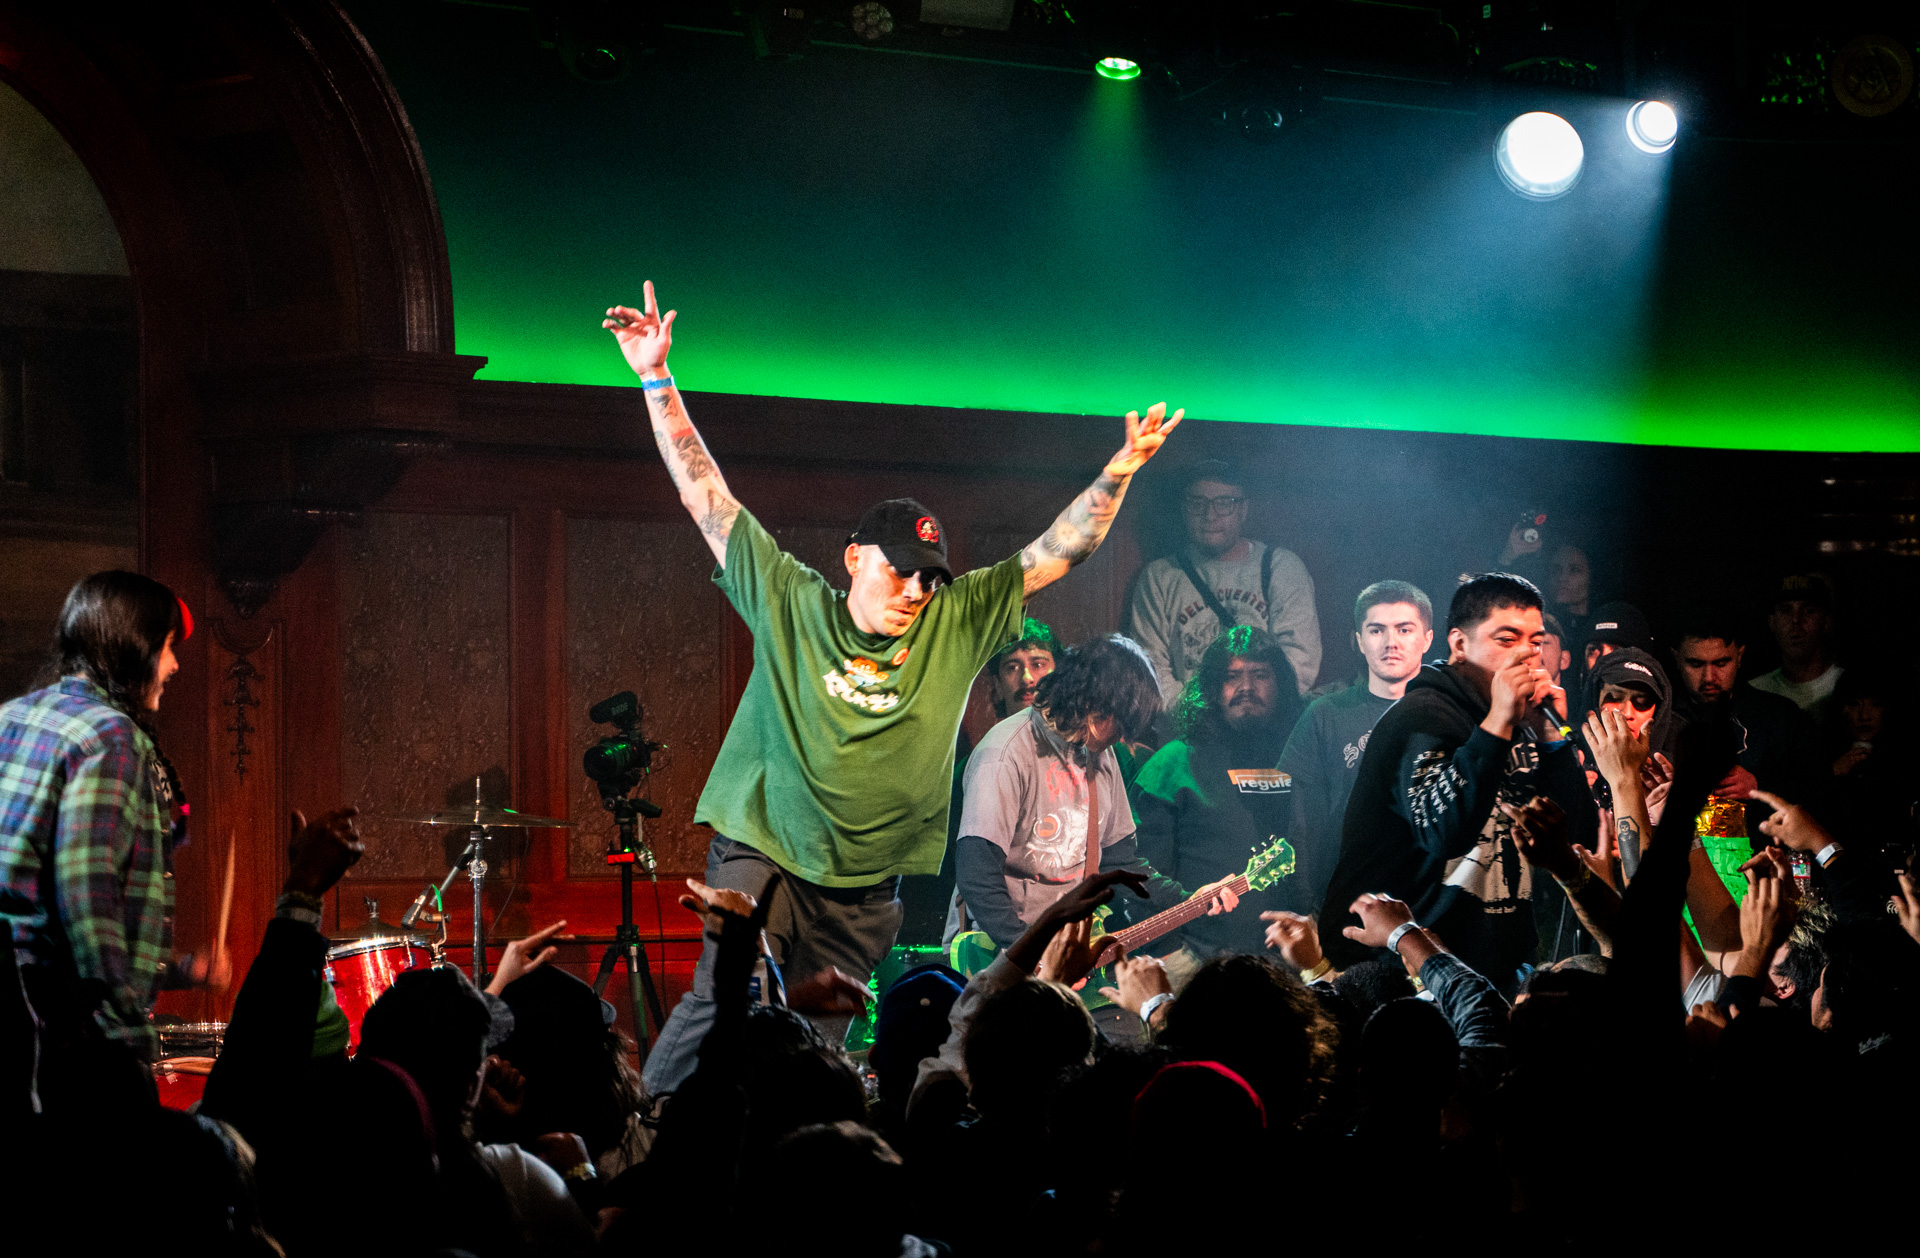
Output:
[1616, 816, 1642, 877]
[697, 488, 739, 541]
[671, 432, 717, 484]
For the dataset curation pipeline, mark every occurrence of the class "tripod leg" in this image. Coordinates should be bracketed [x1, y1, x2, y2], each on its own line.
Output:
[630, 938, 667, 1032]
[591, 943, 620, 999]
[624, 944, 651, 1068]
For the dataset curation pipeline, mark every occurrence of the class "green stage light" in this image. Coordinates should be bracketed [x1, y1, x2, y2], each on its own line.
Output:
[1095, 56, 1141, 81]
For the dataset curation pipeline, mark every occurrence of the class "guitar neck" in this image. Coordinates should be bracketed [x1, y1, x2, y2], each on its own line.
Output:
[1107, 875, 1252, 954]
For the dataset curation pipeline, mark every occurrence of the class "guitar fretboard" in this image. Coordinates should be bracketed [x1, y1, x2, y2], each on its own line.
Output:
[1099, 875, 1252, 961]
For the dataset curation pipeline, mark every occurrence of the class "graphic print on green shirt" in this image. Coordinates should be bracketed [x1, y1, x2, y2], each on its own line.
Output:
[695, 508, 1026, 887]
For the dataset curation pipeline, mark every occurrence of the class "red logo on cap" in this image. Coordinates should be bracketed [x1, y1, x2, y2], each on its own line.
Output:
[915, 516, 939, 544]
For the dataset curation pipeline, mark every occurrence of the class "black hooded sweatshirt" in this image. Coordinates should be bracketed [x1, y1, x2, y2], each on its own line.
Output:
[1323, 662, 1596, 983]
[1581, 647, 1677, 763]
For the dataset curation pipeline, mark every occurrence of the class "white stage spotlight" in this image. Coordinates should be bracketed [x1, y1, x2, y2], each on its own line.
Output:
[1626, 100, 1678, 153]
[1495, 111, 1585, 199]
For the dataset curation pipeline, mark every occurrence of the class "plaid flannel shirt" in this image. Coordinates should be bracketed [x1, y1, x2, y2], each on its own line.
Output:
[0, 677, 174, 1059]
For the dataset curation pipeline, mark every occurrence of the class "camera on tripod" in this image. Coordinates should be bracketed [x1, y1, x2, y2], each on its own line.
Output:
[584, 690, 663, 864]
[584, 691, 662, 796]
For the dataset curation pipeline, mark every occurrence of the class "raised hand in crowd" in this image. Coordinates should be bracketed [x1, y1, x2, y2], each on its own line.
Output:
[1726, 863, 1795, 981]
[1502, 796, 1581, 881]
[1037, 914, 1113, 988]
[1643, 751, 1674, 824]
[1894, 871, 1920, 948]
[1003, 868, 1149, 975]
[486, 918, 567, 996]
[1261, 910, 1322, 970]
[1097, 955, 1173, 1030]
[1341, 892, 1417, 949]
[1747, 789, 1833, 852]
[786, 967, 873, 1017]
[678, 878, 762, 933]
[1584, 706, 1649, 787]
[284, 806, 364, 898]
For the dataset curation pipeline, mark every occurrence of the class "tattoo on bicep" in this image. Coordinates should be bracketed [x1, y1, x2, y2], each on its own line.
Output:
[1019, 548, 1037, 573]
[697, 488, 739, 540]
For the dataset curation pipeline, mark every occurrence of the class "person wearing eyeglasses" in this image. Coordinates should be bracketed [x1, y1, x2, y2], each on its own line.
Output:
[1126, 459, 1321, 711]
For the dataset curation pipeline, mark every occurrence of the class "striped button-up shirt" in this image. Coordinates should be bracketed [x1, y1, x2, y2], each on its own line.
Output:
[1, 677, 175, 1059]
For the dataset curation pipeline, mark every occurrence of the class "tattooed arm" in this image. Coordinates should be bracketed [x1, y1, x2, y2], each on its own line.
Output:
[1018, 402, 1184, 597]
[604, 283, 742, 565]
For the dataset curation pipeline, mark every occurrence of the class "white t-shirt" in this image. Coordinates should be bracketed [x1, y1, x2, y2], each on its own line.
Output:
[478, 1143, 595, 1257]
[1748, 664, 1843, 715]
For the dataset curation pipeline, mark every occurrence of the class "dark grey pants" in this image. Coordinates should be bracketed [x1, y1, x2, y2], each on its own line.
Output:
[640, 835, 904, 1097]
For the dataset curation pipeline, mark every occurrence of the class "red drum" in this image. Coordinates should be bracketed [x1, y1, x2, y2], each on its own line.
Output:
[155, 1021, 224, 1113]
[327, 932, 431, 1052]
[155, 1059, 211, 1112]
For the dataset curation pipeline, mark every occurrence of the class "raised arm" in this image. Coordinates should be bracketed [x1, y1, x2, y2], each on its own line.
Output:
[1018, 403, 1183, 597]
[605, 282, 741, 565]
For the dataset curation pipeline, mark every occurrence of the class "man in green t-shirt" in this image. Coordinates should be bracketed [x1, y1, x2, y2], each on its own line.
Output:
[603, 283, 1184, 1093]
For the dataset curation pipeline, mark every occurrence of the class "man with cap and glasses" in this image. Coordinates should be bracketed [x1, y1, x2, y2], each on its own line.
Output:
[1127, 458, 1321, 708]
[604, 284, 1185, 1095]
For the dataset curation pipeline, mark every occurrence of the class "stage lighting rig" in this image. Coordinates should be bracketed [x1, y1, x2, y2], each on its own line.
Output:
[1625, 100, 1677, 153]
[1096, 56, 1142, 81]
[1495, 111, 1584, 199]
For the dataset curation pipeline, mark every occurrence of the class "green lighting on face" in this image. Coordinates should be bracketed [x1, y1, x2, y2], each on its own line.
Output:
[1095, 56, 1141, 81]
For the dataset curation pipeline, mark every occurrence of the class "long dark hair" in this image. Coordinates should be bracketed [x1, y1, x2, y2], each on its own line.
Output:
[1032, 634, 1163, 745]
[1173, 625, 1303, 743]
[50, 570, 184, 716]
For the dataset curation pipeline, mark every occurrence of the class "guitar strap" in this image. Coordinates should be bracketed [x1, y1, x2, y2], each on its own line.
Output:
[1081, 754, 1102, 882]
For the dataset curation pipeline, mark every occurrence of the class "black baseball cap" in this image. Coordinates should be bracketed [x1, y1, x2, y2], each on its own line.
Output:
[1588, 601, 1652, 649]
[849, 498, 951, 585]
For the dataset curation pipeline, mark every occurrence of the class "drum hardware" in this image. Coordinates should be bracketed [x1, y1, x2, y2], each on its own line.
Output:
[393, 777, 575, 989]
[328, 896, 436, 1052]
[154, 1019, 228, 1112]
[583, 691, 669, 1067]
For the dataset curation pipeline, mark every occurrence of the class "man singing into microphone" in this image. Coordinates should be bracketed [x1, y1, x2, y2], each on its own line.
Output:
[1322, 574, 1595, 989]
[602, 284, 1184, 1095]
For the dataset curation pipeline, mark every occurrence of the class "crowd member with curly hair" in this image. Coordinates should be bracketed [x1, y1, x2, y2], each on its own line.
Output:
[945, 635, 1238, 1000]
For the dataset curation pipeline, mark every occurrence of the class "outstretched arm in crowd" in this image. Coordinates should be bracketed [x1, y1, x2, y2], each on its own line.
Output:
[908, 870, 1149, 1117]
[1751, 788, 1897, 924]
[1016, 405, 1182, 597]
[606, 283, 741, 565]
[1506, 795, 1620, 956]
[1345, 893, 1509, 1051]
[200, 808, 365, 1146]
[1584, 708, 1650, 882]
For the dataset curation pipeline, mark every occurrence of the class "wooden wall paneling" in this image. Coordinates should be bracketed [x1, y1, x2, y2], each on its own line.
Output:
[335, 511, 514, 939]
[563, 517, 727, 885]
[280, 529, 346, 931]
[204, 616, 283, 1016]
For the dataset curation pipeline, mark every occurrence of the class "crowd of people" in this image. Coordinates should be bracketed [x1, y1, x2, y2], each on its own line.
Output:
[2, 285, 1913, 1253]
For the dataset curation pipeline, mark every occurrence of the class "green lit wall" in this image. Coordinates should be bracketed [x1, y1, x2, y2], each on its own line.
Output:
[354, 8, 1917, 453]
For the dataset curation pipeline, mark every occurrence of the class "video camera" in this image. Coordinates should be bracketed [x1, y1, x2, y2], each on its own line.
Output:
[583, 690, 663, 799]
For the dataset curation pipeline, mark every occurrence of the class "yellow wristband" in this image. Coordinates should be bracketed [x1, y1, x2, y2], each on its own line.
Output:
[1300, 957, 1333, 983]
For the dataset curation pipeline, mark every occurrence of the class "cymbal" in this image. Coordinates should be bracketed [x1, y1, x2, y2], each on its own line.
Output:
[385, 805, 575, 829]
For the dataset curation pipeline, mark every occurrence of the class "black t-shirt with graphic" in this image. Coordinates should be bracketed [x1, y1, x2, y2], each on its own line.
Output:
[1278, 681, 1399, 913]
[1131, 728, 1306, 956]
